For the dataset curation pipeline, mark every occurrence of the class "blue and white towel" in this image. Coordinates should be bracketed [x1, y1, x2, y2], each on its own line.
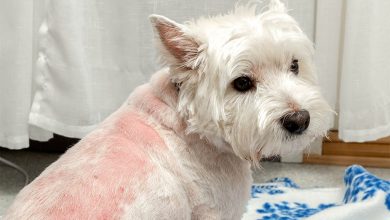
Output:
[242, 165, 390, 220]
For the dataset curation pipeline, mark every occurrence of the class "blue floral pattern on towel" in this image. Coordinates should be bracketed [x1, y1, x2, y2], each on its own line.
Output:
[256, 201, 336, 220]
[251, 177, 299, 198]
[343, 165, 390, 210]
[246, 165, 390, 220]
[268, 177, 300, 189]
[251, 177, 337, 220]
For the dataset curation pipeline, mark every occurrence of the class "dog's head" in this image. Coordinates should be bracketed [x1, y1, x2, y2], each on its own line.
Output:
[150, 0, 333, 164]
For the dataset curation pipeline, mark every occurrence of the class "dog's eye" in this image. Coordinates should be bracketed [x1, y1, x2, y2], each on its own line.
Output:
[290, 59, 299, 75]
[233, 76, 253, 92]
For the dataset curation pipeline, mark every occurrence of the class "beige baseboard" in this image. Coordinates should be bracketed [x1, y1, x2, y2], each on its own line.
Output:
[303, 154, 390, 168]
[303, 131, 390, 168]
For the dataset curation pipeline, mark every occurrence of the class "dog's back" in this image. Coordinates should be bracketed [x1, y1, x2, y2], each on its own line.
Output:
[4, 102, 169, 219]
[5, 71, 252, 220]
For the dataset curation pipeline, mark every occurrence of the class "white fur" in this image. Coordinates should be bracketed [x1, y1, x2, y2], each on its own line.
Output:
[150, 0, 332, 165]
[128, 0, 333, 218]
[138, 0, 333, 218]
[4, 1, 333, 219]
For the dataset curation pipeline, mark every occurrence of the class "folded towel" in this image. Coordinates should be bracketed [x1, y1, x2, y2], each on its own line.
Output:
[242, 165, 390, 220]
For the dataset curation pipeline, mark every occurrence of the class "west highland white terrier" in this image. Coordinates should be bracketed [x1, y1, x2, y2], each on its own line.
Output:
[5, 0, 332, 219]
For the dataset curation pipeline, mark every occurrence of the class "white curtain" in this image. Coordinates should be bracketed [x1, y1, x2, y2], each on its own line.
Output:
[0, 1, 35, 148]
[1, 0, 388, 149]
[316, 0, 390, 142]
[0, 0, 314, 150]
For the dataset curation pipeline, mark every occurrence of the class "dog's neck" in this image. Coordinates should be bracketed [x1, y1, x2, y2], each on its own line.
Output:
[125, 68, 183, 133]
[126, 68, 233, 154]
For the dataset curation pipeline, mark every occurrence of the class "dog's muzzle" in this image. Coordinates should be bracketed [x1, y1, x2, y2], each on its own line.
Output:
[280, 110, 310, 134]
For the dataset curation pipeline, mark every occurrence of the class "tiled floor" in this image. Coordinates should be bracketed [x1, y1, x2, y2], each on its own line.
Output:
[1, 148, 389, 216]
[0, 149, 60, 215]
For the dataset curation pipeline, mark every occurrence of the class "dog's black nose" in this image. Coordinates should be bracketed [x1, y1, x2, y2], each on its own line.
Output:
[281, 110, 310, 134]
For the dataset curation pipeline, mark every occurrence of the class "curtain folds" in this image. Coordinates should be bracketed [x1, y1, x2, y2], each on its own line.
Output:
[0, 0, 389, 149]
[0, 1, 34, 148]
[316, 0, 390, 142]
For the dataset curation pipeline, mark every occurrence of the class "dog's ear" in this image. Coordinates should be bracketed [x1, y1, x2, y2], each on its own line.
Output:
[150, 15, 200, 67]
[268, 0, 287, 13]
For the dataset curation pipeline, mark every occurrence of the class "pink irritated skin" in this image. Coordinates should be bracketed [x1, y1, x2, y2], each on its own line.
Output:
[4, 74, 173, 219]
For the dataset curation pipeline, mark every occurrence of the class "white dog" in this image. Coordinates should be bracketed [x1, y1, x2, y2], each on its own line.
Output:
[5, 0, 332, 219]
